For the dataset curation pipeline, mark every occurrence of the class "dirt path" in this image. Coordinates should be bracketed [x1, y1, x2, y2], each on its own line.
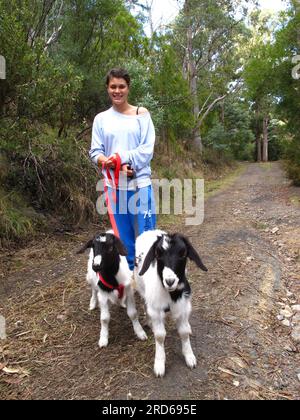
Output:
[1, 162, 300, 400]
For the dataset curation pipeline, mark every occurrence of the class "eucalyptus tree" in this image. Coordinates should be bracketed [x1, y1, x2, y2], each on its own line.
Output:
[244, 2, 299, 165]
[172, 0, 253, 153]
[271, 1, 300, 182]
[56, 0, 146, 120]
[244, 41, 275, 162]
[243, 9, 281, 162]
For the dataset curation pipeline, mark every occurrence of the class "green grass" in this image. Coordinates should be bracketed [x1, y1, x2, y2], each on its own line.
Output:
[0, 189, 40, 245]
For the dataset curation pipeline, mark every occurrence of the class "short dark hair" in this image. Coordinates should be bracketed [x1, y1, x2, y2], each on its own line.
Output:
[106, 68, 131, 87]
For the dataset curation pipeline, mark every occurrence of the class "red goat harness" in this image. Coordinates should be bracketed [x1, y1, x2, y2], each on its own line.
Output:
[97, 272, 125, 300]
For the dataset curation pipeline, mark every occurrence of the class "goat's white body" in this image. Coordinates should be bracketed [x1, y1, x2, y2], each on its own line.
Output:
[86, 247, 147, 348]
[135, 230, 197, 377]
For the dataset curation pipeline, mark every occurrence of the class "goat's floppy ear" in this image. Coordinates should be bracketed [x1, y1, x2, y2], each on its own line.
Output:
[179, 235, 208, 272]
[139, 237, 162, 276]
[113, 236, 128, 256]
[76, 239, 93, 254]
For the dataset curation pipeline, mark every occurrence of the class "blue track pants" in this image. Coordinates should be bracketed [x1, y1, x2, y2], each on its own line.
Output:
[105, 186, 156, 270]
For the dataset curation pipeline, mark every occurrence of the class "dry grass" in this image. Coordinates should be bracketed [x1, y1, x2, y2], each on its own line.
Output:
[0, 257, 156, 399]
[2, 162, 300, 400]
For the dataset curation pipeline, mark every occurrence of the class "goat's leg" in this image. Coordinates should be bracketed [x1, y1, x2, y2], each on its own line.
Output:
[97, 293, 110, 348]
[149, 308, 166, 377]
[89, 287, 98, 311]
[146, 310, 152, 329]
[176, 314, 196, 369]
[125, 287, 147, 341]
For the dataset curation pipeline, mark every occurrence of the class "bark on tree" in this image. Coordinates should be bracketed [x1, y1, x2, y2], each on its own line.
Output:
[262, 116, 269, 162]
[256, 136, 262, 162]
[255, 105, 262, 162]
[184, 0, 203, 153]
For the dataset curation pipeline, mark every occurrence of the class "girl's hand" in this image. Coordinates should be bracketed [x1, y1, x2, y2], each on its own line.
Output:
[104, 154, 117, 169]
[121, 164, 134, 178]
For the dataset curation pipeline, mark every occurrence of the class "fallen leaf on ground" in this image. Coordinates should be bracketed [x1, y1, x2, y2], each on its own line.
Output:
[218, 367, 240, 377]
[2, 366, 30, 376]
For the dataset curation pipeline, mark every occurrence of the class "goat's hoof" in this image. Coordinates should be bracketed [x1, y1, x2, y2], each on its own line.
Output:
[137, 330, 148, 341]
[98, 337, 108, 348]
[185, 354, 197, 369]
[154, 361, 165, 377]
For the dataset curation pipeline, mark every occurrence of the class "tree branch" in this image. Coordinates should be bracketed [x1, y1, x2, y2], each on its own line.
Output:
[44, 24, 63, 51]
[196, 94, 227, 129]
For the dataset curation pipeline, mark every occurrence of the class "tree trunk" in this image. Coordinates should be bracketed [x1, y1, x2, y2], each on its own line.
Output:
[262, 116, 269, 162]
[256, 136, 262, 162]
[184, 0, 203, 154]
[190, 68, 203, 153]
[255, 103, 262, 162]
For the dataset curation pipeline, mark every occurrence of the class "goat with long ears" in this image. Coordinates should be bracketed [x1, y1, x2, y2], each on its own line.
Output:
[134, 230, 207, 377]
[77, 231, 147, 348]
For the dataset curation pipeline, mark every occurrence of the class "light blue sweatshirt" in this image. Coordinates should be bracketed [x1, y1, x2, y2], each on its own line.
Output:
[89, 107, 155, 189]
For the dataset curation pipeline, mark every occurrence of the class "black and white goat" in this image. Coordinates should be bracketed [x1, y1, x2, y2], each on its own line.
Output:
[77, 231, 147, 348]
[134, 229, 207, 377]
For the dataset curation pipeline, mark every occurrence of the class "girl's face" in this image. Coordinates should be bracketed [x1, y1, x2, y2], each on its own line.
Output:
[107, 77, 129, 107]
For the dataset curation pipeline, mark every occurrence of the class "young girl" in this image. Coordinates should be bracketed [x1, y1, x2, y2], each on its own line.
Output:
[89, 68, 156, 271]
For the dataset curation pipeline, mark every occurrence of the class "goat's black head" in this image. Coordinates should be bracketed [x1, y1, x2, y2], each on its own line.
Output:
[139, 233, 207, 292]
[76, 233, 127, 273]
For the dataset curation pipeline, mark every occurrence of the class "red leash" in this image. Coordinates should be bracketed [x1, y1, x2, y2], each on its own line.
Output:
[98, 153, 124, 298]
[102, 153, 121, 238]
[97, 272, 125, 300]
[103, 153, 121, 203]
